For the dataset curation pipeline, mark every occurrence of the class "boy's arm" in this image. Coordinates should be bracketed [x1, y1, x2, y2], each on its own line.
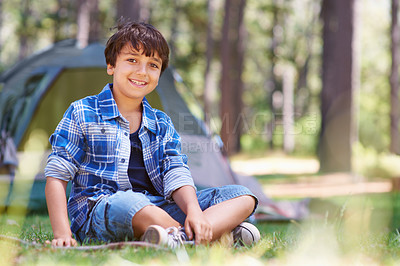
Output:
[45, 176, 77, 247]
[171, 185, 212, 245]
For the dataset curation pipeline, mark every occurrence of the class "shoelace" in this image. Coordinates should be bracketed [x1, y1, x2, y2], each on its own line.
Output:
[165, 227, 186, 248]
[165, 227, 191, 263]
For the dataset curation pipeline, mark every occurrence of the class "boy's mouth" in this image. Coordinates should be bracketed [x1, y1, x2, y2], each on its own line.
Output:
[130, 79, 147, 86]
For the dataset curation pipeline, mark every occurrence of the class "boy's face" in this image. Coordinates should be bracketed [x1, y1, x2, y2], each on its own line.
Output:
[107, 44, 162, 103]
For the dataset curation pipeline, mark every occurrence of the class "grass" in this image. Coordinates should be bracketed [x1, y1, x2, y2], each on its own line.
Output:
[0, 213, 290, 266]
[2, 193, 400, 265]
[0, 215, 290, 265]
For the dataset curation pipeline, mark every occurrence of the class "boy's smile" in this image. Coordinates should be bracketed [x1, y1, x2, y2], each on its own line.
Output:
[107, 44, 162, 105]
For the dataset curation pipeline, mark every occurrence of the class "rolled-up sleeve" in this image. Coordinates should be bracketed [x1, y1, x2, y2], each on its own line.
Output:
[163, 166, 195, 201]
[45, 155, 78, 181]
[161, 117, 196, 201]
[45, 104, 85, 181]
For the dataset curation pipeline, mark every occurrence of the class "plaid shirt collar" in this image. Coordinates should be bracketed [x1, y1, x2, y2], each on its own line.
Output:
[98, 84, 157, 134]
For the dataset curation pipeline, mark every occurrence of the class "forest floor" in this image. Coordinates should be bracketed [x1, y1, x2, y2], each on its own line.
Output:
[230, 154, 393, 198]
[1, 154, 399, 265]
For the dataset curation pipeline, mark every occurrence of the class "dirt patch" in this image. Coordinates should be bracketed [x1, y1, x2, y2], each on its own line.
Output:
[231, 156, 392, 198]
[231, 156, 319, 176]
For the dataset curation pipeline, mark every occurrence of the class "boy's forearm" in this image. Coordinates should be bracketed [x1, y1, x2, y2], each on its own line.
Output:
[171, 185, 201, 215]
[45, 177, 72, 238]
[172, 185, 213, 244]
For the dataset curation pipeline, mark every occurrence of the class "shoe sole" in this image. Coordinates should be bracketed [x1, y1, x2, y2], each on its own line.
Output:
[142, 225, 166, 245]
[235, 222, 261, 246]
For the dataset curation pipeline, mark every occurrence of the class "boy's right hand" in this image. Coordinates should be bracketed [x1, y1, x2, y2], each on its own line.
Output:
[51, 236, 77, 247]
[46, 177, 77, 248]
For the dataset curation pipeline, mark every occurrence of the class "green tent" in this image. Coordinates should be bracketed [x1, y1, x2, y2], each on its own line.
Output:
[0, 40, 308, 220]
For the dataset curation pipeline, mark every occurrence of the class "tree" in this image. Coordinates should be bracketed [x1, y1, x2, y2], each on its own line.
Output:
[168, 0, 180, 60]
[0, 0, 3, 68]
[266, 1, 281, 149]
[318, 0, 358, 172]
[116, 0, 150, 22]
[390, 0, 400, 155]
[203, 0, 217, 126]
[18, 0, 33, 60]
[76, 0, 100, 48]
[220, 0, 246, 155]
[52, 0, 76, 42]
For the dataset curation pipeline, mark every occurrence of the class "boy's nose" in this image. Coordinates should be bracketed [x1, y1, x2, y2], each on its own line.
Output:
[135, 63, 147, 75]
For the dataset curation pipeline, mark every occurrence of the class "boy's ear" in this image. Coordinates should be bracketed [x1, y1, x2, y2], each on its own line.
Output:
[107, 64, 114, 75]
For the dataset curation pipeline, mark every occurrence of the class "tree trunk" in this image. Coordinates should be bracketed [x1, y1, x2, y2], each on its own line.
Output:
[117, 0, 141, 21]
[18, 0, 32, 60]
[283, 67, 295, 153]
[319, 0, 357, 172]
[204, 0, 217, 126]
[169, 0, 180, 62]
[266, 1, 280, 149]
[53, 0, 65, 42]
[140, 0, 151, 23]
[77, 0, 100, 48]
[220, 0, 246, 155]
[77, 0, 91, 48]
[390, 0, 400, 154]
[0, 0, 3, 64]
[88, 0, 100, 44]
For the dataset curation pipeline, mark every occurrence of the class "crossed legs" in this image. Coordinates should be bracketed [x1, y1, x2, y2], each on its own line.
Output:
[131, 195, 256, 241]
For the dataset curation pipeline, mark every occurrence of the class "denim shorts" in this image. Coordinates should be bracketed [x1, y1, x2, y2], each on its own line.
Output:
[75, 184, 257, 243]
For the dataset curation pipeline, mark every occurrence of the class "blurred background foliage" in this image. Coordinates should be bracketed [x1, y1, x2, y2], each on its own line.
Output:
[0, 0, 399, 176]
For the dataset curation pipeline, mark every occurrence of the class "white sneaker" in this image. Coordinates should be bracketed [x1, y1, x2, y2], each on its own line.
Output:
[141, 225, 192, 248]
[232, 222, 261, 246]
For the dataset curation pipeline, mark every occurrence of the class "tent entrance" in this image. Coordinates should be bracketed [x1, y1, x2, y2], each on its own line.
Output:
[19, 68, 112, 151]
[19, 67, 166, 152]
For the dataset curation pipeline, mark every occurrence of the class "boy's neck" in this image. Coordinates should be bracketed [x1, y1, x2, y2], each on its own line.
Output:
[114, 97, 143, 133]
[112, 90, 143, 115]
[116, 99, 142, 115]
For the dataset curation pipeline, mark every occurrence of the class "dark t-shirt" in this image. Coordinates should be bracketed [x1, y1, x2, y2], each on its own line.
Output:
[128, 129, 158, 195]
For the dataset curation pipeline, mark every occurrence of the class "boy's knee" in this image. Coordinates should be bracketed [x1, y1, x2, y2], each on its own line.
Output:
[242, 194, 257, 208]
[227, 185, 258, 212]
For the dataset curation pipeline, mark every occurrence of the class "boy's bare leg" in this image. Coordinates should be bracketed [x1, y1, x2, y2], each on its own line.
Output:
[133, 195, 256, 241]
[132, 205, 180, 238]
[203, 195, 256, 241]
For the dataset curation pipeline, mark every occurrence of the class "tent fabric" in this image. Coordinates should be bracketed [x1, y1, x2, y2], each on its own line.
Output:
[0, 39, 106, 148]
[0, 40, 308, 220]
[0, 130, 18, 170]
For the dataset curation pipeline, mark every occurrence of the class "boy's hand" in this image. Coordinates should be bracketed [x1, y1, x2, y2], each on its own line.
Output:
[184, 210, 212, 245]
[51, 235, 77, 247]
[172, 185, 213, 245]
[46, 177, 77, 248]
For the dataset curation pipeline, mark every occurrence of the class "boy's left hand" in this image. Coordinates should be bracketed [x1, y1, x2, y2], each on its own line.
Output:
[171, 185, 213, 245]
[184, 210, 213, 245]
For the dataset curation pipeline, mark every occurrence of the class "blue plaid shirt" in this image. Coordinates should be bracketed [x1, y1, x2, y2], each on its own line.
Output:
[45, 84, 195, 234]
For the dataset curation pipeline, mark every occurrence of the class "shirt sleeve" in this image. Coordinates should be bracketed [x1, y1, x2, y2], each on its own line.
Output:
[161, 116, 195, 200]
[44, 103, 86, 181]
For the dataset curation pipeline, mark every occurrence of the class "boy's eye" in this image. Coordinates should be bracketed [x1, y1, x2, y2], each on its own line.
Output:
[128, 58, 136, 63]
[150, 63, 159, 69]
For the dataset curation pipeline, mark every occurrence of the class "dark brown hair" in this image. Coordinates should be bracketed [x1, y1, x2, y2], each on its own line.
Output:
[104, 20, 170, 73]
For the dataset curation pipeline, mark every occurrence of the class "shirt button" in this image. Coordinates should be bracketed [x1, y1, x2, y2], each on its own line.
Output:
[101, 128, 106, 134]
[124, 132, 128, 136]
[121, 158, 126, 163]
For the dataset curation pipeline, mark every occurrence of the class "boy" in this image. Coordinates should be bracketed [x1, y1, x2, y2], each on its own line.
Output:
[45, 21, 259, 248]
